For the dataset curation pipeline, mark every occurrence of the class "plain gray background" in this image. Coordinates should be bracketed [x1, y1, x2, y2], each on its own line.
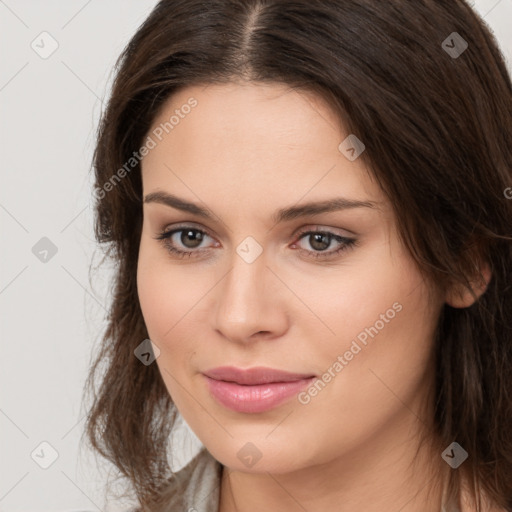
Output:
[1, 1, 511, 510]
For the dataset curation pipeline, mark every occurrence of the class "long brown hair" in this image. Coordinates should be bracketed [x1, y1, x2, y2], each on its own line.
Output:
[82, 1, 512, 510]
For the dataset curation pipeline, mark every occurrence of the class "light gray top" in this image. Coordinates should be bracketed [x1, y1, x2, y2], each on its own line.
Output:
[166, 447, 223, 512]
[169, 447, 222, 512]
[126, 446, 223, 512]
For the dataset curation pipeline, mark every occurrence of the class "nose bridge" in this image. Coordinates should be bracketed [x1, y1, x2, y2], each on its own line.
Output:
[213, 244, 286, 340]
[219, 250, 268, 323]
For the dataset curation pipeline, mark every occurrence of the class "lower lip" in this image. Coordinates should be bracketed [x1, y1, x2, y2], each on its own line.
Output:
[203, 375, 316, 413]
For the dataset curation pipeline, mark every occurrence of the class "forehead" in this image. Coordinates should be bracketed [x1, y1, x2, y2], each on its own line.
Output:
[141, 81, 383, 210]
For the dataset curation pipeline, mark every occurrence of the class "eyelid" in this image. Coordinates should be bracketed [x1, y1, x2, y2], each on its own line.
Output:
[293, 224, 355, 238]
[157, 223, 216, 240]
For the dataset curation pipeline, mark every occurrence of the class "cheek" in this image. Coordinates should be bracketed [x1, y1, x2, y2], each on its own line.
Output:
[299, 240, 438, 397]
[136, 250, 203, 409]
[291, 261, 438, 452]
[136, 241, 213, 360]
[137, 261, 170, 339]
[137, 240, 182, 345]
[325, 260, 437, 401]
[137, 236, 182, 330]
[288, 243, 427, 359]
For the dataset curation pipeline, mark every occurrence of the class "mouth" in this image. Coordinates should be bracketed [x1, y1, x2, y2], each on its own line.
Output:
[202, 365, 316, 385]
[201, 366, 317, 413]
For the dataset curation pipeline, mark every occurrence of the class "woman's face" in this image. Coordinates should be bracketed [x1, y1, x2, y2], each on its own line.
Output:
[137, 81, 445, 473]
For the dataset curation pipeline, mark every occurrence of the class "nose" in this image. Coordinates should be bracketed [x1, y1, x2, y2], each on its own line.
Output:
[212, 247, 289, 344]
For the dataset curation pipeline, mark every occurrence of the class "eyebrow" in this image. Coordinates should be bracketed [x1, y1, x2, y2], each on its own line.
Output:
[143, 191, 378, 224]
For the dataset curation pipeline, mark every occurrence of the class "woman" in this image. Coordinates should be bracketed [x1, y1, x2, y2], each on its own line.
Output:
[82, 1, 512, 511]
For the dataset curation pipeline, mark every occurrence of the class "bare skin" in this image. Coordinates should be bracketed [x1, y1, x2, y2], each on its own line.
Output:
[136, 81, 491, 512]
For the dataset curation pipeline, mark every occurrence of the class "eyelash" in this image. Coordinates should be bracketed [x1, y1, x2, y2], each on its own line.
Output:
[154, 225, 357, 261]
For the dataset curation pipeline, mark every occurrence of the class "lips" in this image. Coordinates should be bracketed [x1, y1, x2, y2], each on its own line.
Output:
[202, 366, 316, 385]
[201, 366, 317, 413]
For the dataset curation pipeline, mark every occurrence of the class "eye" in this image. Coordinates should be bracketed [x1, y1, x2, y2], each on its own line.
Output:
[291, 228, 357, 260]
[154, 225, 357, 260]
[154, 226, 218, 259]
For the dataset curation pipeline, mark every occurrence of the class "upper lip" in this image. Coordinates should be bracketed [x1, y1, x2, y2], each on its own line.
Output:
[202, 366, 316, 385]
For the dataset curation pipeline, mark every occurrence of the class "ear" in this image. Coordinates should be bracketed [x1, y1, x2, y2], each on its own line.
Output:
[444, 256, 492, 308]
